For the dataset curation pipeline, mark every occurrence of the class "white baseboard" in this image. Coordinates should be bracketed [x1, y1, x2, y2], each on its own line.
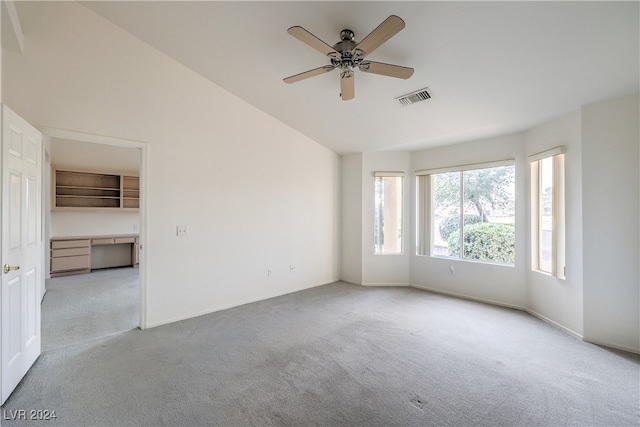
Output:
[361, 282, 409, 287]
[524, 308, 583, 341]
[581, 336, 640, 355]
[147, 279, 640, 356]
[145, 280, 334, 329]
[411, 284, 639, 355]
[328, 280, 408, 287]
[339, 279, 361, 286]
[409, 283, 526, 311]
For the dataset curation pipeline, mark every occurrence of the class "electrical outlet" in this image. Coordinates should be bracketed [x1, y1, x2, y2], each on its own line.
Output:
[267, 269, 273, 277]
[176, 225, 188, 237]
[290, 265, 295, 272]
[133, 223, 138, 230]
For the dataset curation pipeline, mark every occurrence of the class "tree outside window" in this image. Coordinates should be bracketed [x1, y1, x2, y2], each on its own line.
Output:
[431, 164, 515, 264]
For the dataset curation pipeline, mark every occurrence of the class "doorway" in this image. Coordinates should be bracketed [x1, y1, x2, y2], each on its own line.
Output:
[40, 128, 147, 347]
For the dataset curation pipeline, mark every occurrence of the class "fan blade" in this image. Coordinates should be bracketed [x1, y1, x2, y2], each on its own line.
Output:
[359, 61, 414, 79]
[287, 26, 340, 57]
[352, 15, 405, 57]
[340, 71, 355, 100]
[283, 66, 335, 84]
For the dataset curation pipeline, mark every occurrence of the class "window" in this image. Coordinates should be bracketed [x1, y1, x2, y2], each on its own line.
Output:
[530, 147, 565, 278]
[374, 172, 404, 254]
[416, 161, 515, 264]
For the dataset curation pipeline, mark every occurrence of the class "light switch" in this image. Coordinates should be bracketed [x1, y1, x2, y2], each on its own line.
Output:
[176, 225, 188, 237]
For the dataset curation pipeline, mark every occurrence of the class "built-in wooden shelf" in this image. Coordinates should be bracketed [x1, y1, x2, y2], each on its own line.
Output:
[122, 175, 140, 209]
[53, 169, 139, 210]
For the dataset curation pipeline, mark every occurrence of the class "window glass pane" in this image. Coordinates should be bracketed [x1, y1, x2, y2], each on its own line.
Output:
[539, 157, 554, 273]
[428, 164, 515, 264]
[374, 176, 403, 254]
[460, 166, 515, 263]
[415, 175, 430, 256]
[432, 172, 460, 257]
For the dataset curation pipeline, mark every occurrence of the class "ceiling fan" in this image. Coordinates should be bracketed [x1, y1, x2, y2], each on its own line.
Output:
[283, 15, 414, 101]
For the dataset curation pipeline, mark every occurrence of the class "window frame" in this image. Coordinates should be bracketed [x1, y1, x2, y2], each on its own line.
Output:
[373, 172, 405, 255]
[416, 159, 516, 265]
[529, 147, 566, 278]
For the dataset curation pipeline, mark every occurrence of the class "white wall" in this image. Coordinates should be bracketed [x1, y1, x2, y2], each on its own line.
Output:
[50, 211, 139, 237]
[410, 133, 528, 309]
[524, 110, 583, 337]
[341, 151, 412, 286]
[361, 151, 411, 286]
[3, 2, 340, 327]
[582, 93, 639, 352]
[340, 153, 362, 284]
[342, 96, 639, 354]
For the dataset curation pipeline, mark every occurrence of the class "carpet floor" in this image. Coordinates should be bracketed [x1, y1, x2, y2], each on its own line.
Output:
[1, 275, 638, 426]
[41, 267, 139, 352]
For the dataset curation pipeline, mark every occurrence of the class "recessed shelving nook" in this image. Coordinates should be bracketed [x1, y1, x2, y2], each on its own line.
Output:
[122, 175, 140, 209]
[53, 168, 139, 210]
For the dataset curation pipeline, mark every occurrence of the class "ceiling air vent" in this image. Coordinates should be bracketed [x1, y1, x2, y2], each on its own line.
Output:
[396, 87, 432, 106]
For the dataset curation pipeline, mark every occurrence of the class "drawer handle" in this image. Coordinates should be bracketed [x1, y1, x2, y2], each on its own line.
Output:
[3, 264, 20, 274]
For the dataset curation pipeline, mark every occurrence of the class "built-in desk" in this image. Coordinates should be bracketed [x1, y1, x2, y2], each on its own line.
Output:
[50, 234, 139, 277]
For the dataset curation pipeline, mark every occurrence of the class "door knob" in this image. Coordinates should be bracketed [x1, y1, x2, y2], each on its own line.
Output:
[3, 264, 20, 274]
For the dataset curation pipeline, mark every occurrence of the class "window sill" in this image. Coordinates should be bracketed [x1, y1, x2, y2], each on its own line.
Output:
[531, 269, 566, 280]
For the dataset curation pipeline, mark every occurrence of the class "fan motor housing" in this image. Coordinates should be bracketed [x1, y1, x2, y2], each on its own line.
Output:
[332, 40, 357, 53]
[333, 29, 357, 53]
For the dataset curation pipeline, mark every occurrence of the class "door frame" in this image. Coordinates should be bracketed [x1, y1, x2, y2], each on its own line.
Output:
[38, 127, 149, 329]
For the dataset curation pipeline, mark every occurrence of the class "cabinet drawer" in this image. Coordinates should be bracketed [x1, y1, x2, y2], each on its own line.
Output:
[92, 238, 114, 245]
[51, 247, 91, 258]
[114, 237, 135, 244]
[51, 239, 90, 249]
[51, 255, 90, 272]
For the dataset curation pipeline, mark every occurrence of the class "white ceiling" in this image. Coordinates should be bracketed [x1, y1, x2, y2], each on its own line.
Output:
[50, 138, 140, 174]
[81, 1, 639, 154]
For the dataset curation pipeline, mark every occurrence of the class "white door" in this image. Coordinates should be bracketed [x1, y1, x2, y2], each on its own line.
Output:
[1, 105, 43, 405]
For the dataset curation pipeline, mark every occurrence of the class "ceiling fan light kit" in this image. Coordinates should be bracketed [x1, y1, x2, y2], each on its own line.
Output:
[283, 15, 414, 101]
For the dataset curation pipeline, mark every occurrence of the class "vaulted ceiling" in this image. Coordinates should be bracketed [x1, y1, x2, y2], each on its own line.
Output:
[81, 1, 639, 154]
